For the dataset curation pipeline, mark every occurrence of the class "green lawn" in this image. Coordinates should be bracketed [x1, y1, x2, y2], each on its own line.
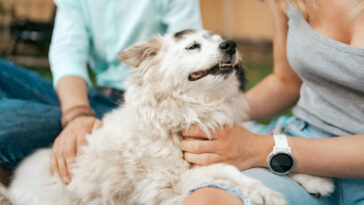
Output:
[245, 60, 273, 90]
[245, 61, 292, 124]
[27, 67, 53, 80]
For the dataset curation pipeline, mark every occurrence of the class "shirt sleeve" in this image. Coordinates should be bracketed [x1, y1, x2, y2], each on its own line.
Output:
[161, 0, 203, 33]
[49, 0, 91, 87]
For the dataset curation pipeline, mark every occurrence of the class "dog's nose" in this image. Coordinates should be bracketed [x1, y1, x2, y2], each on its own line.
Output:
[219, 40, 236, 56]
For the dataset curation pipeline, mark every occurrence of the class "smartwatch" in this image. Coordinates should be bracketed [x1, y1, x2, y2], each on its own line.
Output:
[267, 134, 295, 175]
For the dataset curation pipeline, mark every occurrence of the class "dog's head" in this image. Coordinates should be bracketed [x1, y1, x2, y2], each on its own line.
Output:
[119, 29, 244, 99]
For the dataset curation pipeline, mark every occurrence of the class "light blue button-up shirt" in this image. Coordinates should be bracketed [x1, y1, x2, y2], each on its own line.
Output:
[49, 0, 202, 90]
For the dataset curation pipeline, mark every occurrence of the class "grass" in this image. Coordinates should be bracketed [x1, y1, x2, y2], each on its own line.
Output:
[26, 60, 291, 124]
[244, 61, 292, 124]
[245, 60, 273, 90]
[27, 67, 53, 80]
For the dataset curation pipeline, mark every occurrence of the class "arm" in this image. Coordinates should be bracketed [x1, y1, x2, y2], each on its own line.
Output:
[49, 0, 101, 184]
[245, 0, 364, 178]
[286, 135, 364, 178]
[180, 0, 364, 179]
[246, 0, 302, 121]
[181, 125, 364, 178]
[57, 76, 89, 112]
[51, 76, 102, 184]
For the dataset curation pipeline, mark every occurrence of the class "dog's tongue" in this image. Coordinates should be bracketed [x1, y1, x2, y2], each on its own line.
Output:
[191, 71, 204, 79]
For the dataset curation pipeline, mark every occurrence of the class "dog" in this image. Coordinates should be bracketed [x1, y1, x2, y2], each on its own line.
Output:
[3, 30, 333, 205]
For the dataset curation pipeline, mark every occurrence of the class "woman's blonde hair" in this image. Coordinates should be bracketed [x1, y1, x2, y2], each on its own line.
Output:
[277, 0, 364, 20]
[353, 0, 364, 16]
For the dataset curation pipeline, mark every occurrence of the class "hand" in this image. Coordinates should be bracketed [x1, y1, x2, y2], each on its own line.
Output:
[180, 124, 273, 170]
[50, 116, 103, 184]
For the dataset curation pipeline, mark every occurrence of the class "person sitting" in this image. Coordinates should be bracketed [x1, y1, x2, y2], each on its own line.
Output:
[0, 0, 202, 186]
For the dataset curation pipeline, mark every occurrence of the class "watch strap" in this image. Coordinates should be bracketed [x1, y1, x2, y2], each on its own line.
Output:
[273, 134, 291, 152]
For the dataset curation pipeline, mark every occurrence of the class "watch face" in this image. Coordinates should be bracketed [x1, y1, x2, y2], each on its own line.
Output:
[270, 153, 294, 173]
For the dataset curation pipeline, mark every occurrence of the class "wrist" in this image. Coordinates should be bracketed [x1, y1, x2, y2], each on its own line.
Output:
[257, 134, 275, 168]
[61, 105, 96, 128]
[267, 134, 296, 175]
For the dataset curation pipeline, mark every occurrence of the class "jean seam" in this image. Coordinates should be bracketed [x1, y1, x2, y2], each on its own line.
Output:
[1, 71, 54, 104]
[336, 179, 344, 205]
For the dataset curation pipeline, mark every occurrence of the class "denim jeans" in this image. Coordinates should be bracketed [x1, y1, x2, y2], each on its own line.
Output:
[242, 117, 364, 205]
[0, 60, 119, 169]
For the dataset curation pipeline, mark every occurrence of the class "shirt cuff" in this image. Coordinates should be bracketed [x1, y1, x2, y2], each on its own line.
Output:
[50, 63, 92, 88]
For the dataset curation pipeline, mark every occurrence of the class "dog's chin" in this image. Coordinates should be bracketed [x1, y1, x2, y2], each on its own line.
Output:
[188, 62, 237, 81]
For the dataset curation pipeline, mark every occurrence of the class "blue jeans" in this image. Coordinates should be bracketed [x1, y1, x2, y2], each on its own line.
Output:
[241, 117, 364, 205]
[0, 60, 118, 169]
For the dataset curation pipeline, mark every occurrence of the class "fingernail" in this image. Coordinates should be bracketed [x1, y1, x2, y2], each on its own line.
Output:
[63, 176, 70, 184]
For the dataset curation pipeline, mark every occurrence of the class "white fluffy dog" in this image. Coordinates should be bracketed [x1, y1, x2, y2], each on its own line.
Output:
[3, 30, 332, 205]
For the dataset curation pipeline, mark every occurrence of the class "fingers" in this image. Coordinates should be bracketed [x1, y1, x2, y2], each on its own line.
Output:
[64, 134, 77, 172]
[182, 125, 216, 139]
[50, 151, 58, 176]
[180, 139, 217, 154]
[183, 152, 221, 166]
[51, 147, 71, 184]
[76, 135, 88, 155]
[51, 134, 78, 184]
[56, 140, 73, 184]
[56, 154, 70, 184]
[92, 119, 103, 131]
[49, 117, 98, 184]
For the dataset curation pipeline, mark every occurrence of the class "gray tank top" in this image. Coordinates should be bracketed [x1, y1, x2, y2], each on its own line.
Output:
[286, 5, 364, 136]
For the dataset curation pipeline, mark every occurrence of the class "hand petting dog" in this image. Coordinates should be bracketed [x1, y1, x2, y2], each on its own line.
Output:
[50, 116, 103, 184]
[181, 124, 273, 171]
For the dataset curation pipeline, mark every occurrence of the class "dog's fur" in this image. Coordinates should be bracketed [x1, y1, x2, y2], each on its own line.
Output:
[3, 30, 333, 205]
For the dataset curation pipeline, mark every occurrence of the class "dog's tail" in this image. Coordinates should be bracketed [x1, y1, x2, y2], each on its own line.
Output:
[0, 185, 14, 205]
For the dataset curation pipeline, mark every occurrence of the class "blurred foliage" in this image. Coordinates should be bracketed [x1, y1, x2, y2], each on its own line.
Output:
[26, 66, 96, 84]
[245, 61, 292, 124]
[0, 2, 16, 19]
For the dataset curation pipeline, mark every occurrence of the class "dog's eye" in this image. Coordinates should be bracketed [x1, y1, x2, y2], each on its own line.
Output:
[186, 43, 200, 50]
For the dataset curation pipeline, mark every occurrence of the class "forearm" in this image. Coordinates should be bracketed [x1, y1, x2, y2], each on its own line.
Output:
[56, 76, 90, 112]
[258, 134, 364, 179]
[245, 74, 301, 121]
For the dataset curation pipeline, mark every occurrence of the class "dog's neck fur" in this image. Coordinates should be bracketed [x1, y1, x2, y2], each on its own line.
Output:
[123, 72, 249, 140]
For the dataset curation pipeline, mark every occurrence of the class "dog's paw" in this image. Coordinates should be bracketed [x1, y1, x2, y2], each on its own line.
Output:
[289, 173, 334, 196]
[244, 182, 286, 205]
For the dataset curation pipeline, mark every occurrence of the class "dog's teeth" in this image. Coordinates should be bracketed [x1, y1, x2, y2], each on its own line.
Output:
[219, 63, 233, 68]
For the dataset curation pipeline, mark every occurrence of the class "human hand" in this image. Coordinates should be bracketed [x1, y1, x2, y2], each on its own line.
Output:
[180, 124, 273, 170]
[50, 116, 103, 184]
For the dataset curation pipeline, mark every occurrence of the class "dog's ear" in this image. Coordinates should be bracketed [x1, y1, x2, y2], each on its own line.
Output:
[119, 35, 162, 68]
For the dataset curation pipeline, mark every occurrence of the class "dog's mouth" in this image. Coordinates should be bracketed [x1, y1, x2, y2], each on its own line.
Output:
[188, 62, 236, 81]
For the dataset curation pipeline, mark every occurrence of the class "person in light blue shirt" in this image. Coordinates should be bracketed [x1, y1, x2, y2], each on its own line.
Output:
[50, 0, 202, 90]
[0, 0, 202, 186]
